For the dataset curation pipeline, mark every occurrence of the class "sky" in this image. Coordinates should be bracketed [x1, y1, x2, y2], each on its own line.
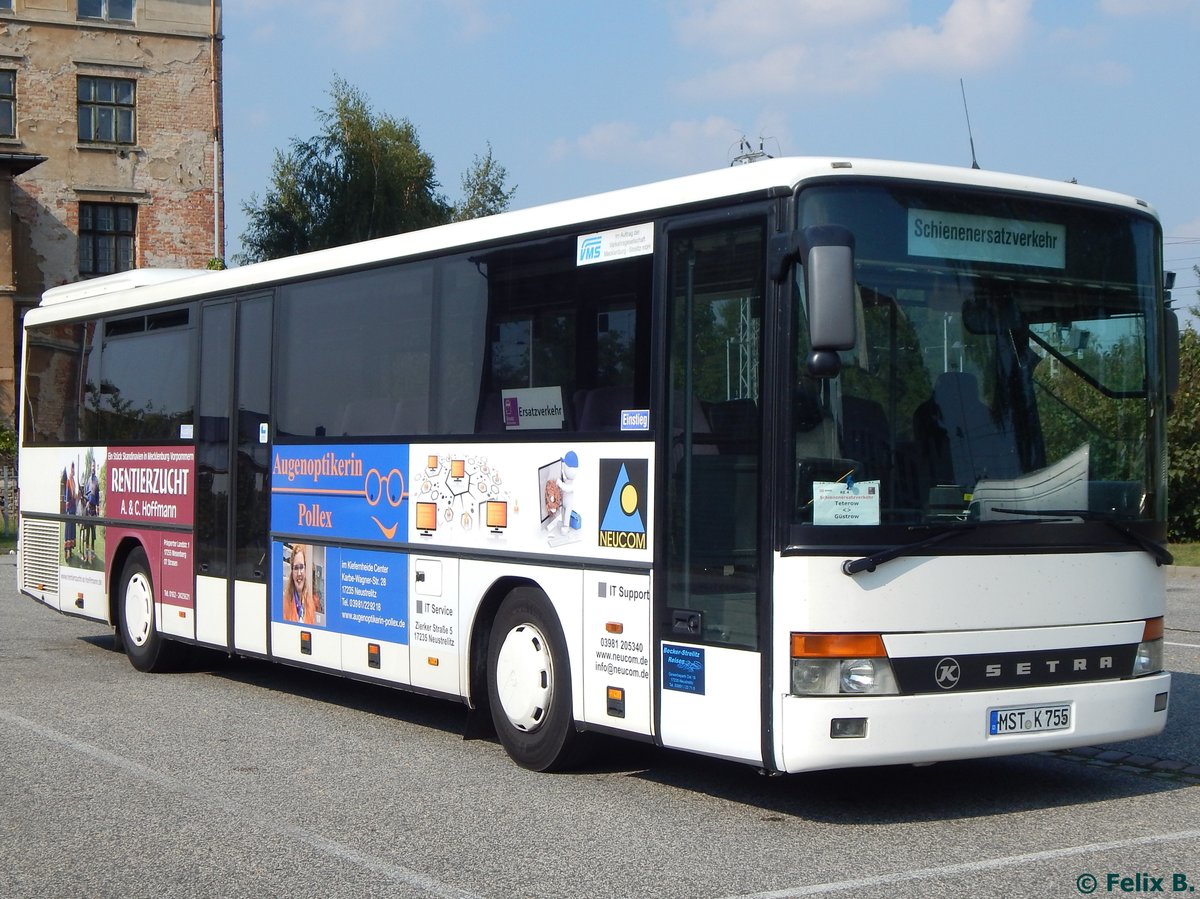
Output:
[222, 0, 1200, 305]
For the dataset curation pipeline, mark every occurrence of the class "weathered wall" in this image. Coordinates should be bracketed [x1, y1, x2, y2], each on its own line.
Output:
[0, 0, 222, 427]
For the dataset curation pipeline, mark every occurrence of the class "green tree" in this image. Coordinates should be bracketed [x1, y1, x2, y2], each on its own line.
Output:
[1167, 266, 1200, 540]
[453, 143, 517, 222]
[237, 79, 514, 264]
[1034, 336, 1146, 483]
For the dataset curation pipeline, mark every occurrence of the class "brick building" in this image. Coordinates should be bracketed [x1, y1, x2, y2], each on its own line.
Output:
[0, 0, 223, 428]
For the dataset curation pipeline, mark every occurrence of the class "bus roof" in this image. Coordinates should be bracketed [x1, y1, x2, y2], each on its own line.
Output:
[27, 156, 1158, 327]
[40, 268, 212, 305]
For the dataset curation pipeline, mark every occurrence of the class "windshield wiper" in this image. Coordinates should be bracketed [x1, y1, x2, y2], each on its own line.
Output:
[842, 525, 977, 576]
[991, 508, 1173, 566]
[841, 508, 1171, 577]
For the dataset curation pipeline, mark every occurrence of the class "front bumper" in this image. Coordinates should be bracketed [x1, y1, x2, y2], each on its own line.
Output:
[776, 672, 1170, 773]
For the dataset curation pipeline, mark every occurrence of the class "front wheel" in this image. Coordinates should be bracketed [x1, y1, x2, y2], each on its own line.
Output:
[487, 588, 584, 771]
[119, 548, 177, 672]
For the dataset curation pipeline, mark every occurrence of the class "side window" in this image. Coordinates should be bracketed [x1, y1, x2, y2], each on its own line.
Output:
[87, 308, 193, 442]
[23, 321, 98, 445]
[77, 76, 135, 144]
[275, 254, 494, 439]
[476, 236, 652, 433]
[431, 255, 488, 434]
[276, 264, 434, 438]
[22, 309, 194, 445]
[0, 70, 15, 139]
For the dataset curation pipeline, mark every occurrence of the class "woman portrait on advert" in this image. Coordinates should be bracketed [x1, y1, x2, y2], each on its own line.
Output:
[283, 544, 320, 625]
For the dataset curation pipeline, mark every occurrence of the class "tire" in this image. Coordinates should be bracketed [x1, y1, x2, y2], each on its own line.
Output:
[118, 547, 176, 672]
[487, 587, 584, 771]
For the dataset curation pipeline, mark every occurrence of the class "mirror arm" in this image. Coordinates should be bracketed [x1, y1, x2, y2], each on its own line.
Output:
[769, 233, 803, 283]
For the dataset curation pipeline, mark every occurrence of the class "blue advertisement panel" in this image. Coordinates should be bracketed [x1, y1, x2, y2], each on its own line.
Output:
[273, 541, 408, 644]
[271, 444, 411, 643]
[662, 644, 705, 695]
[271, 444, 410, 543]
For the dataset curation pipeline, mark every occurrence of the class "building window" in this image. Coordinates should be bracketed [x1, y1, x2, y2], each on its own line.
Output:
[77, 76, 135, 144]
[0, 1, 13, 11]
[80, 203, 136, 277]
[78, 0, 135, 21]
[0, 71, 13, 139]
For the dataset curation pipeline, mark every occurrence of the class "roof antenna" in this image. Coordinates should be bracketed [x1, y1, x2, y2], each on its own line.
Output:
[960, 79, 980, 170]
[731, 134, 774, 166]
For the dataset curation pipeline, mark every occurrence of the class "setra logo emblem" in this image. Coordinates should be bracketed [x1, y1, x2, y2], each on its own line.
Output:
[934, 657, 961, 690]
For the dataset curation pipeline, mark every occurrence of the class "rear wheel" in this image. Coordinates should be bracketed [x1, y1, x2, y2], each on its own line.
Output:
[119, 548, 176, 672]
[487, 587, 584, 771]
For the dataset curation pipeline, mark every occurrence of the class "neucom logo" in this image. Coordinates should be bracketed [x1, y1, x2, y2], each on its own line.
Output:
[598, 459, 648, 550]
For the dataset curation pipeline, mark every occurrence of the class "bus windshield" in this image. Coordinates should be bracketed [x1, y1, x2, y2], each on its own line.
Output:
[791, 182, 1164, 536]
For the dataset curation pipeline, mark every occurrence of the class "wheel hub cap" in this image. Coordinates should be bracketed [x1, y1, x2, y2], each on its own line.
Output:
[495, 623, 553, 732]
[124, 572, 153, 648]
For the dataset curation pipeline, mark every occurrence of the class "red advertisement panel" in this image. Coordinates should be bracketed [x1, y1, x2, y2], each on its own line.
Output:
[106, 447, 195, 609]
[106, 447, 194, 526]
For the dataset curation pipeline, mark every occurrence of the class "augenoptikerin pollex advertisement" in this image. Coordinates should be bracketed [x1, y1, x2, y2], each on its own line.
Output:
[270, 444, 410, 641]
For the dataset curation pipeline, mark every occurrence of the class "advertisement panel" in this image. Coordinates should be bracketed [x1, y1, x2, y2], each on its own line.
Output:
[408, 442, 653, 562]
[271, 444, 410, 543]
[272, 540, 408, 644]
[268, 441, 652, 646]
[49, 446, 195, 616]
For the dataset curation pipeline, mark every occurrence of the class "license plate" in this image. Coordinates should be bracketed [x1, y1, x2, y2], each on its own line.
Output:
[988, 704, 1071, 735]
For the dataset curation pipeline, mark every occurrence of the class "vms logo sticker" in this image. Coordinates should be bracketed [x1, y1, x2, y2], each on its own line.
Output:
[578, 235, 603, 263]
[598, 459, 648, 550]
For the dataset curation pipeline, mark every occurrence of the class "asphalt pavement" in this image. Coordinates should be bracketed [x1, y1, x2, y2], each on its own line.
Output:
[1, 553, 1197, 898]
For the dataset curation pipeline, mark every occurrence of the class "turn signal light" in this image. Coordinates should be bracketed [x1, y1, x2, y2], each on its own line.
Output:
[791, 633, 886, 658]
[790, 632, 897, 696]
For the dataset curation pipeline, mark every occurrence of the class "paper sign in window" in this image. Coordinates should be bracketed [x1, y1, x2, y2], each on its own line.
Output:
[813, 480, 881, 526]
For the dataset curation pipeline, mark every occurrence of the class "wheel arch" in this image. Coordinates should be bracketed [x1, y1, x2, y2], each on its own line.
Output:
[107, 535, 147, 630]
[467, 574, 542, 710]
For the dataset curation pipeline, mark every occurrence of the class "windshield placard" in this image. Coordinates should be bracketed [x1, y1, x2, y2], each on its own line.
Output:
[908, 209, 1066, 269]
[813, 480, 881, 526]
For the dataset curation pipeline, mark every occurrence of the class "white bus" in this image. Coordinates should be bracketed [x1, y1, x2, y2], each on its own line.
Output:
[18, 157, 1174, 772]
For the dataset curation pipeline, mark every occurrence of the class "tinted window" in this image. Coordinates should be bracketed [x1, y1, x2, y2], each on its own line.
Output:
[276, 264, 435, 438]
[271, 235, 652, 440]
[23, 321, 97, 444]
[85, 309, 193, 442]
[24, 309, 192, 445]
[477, 237, 652, 432]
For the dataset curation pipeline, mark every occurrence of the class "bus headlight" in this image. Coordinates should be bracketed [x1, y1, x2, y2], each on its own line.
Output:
[839, 658, 898, 694]
[1132, 617, 1164, 677]
[791, 658, 840, 695]
[790, 634, 899, 696]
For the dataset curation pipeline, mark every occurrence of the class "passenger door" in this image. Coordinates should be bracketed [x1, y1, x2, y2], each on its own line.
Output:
[194, 293, 273, 652]
[659, 215, 767, 764]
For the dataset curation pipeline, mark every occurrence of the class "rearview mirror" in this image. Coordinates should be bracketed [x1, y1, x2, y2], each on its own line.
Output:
[1165, 306, 1180, 398]
[770, 224, 857, 377]
[804, 225, 856, 351]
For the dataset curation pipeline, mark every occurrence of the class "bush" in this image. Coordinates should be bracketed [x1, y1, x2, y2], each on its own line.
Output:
[0, 424, 15, 468]
[1168, 324, 1200, 540]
